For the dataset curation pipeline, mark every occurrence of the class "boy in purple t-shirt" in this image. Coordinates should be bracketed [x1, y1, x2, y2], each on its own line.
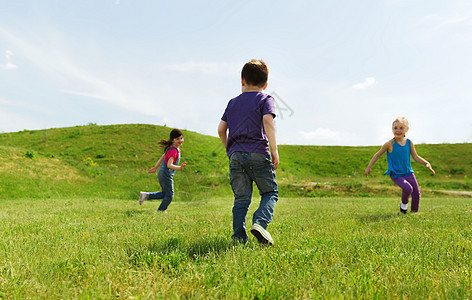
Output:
[218, 59, 279, 245]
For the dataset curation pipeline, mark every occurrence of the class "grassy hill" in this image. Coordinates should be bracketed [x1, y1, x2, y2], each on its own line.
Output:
[0, 124, 471, 200]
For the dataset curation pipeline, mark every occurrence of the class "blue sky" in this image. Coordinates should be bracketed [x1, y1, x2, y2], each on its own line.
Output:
[1, 0, 471, 146]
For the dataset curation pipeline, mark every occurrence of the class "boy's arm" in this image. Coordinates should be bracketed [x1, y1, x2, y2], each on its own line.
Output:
[218, 120, 228, 149]
[148, 154, 165, 174]
[263, 114, 279, 170]
[410, 142, 435, 174]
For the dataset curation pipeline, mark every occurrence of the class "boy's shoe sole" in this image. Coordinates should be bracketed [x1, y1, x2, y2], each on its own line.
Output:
[139, 192, 147, 205]
[400, 207, 407, 214]
[250, 223, 274, 245]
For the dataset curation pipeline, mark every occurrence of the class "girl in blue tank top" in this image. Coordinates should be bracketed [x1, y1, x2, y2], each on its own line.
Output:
[364, 117, 435, 213]
[138, 129, 187, 212]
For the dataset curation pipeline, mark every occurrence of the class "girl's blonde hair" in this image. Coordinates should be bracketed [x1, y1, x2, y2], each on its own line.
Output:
[392, 117, 410, 132]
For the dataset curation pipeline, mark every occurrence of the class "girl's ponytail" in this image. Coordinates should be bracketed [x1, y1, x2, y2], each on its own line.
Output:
[158, 129, 183, 152]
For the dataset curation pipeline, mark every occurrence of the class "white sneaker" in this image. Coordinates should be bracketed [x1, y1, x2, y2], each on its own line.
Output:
[139, 192, 148, 205]
[250, 223, 274, 245]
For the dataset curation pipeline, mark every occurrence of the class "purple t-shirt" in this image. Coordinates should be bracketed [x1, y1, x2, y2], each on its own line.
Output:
[221, 91, 276, 158]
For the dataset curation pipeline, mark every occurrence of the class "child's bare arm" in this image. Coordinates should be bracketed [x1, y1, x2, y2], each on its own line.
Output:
[166, 156, 186, 170]
[263, 114, 279, 170]
[365, 142, 390, 177]
[410, 142, 435, 174]
[218, 120, 228, 149]
[148, 154, 165, 174]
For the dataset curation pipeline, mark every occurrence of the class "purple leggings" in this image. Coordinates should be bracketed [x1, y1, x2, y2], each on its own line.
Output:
[391, 173, 421, 212]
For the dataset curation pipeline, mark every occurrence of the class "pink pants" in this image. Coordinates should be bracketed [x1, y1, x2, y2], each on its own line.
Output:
[391, 173, 421, 212]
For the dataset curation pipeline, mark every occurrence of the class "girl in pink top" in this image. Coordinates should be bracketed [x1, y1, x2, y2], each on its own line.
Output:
[139, 129, 187, 212]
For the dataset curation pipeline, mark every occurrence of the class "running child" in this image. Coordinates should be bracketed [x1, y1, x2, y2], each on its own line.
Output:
[218, 59, 279, 245]
[139, 129, 186, 212]
[364, 117, 435, 213]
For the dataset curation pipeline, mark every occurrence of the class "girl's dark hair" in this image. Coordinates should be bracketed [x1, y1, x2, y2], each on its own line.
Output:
[158, 129, 183, 152]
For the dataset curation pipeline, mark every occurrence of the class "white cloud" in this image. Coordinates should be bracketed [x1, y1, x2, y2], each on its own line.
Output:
[0, 50, 17, 70]
[0, 108, 45, 132]
[299, 128, 341, 141]
[352, 77, 376, 89]
[0, 62, 16, 70]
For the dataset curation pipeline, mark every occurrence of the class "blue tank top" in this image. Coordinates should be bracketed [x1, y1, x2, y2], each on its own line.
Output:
[385, 139, 414, 179]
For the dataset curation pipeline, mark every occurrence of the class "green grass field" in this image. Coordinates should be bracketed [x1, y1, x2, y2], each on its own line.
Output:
[1, 124, 471, 298]
[0, 124, 471, 201]
[1, 196, 471, 299]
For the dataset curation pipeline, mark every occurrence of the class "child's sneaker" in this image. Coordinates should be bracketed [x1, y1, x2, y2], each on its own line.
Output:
[139, 192, 148, 205]
[400, 203, 408, 214]
[250, 223, 274, 245]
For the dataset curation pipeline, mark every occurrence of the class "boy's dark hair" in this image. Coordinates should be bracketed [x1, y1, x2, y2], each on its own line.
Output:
[241, 59, 269, 88]
[158, 128, 183, 152]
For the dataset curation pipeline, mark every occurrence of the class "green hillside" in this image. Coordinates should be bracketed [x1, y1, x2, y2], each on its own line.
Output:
[0, 124, 471, 200]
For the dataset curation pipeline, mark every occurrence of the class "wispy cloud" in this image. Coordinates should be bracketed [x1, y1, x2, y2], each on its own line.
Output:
[422, 8, 472, 29]
[0, 26, 164, 118]
[0, 50, 17, 70]
[352, 77, 376, 89]
[299, 128, 341, 141]
[0, 98, 54, 115]
[419, 4, 472, 40]
[166, 62, 239, 75]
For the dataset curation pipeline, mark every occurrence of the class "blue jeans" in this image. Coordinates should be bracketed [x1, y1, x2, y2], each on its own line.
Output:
[229, 151, 278, 242]
[148, 166, 175, 211]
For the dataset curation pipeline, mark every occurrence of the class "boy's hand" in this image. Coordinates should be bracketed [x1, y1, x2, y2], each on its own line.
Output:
[180, 162, 187, 170]
[364, 167, 371, 177]
[271, 151, 279, 170]
[148, 166, 157, 174]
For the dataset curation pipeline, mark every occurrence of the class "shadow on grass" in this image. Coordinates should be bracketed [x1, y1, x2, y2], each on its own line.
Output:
[157, 236, 237, 258]
[129, 236, 238, 268]
[358, 212, 400, 223]
[123, 209, 145, 217]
